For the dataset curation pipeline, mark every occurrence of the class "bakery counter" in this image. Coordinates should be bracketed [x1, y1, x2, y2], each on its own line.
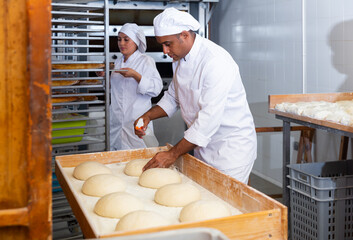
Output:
[55, 145, 287, 239]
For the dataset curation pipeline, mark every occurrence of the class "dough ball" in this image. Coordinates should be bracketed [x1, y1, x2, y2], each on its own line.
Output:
[124, 159, 150, 177]
[179, 200, 231, 222]
[82, 174, 126, 197]
[94, 192, 143, 218]
[115, 210, 170, 231]
[138, 168, 181, 189]
[154, 183, 201, 207]
[73, 161, 112, 180]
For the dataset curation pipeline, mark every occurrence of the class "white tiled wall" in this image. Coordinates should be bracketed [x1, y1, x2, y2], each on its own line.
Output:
[304, 0, 353, 163]
[305, 0, 353, 93]
[210, 0, 353, 186]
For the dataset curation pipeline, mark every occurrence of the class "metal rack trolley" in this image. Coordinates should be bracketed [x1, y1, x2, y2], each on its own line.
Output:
[51, 1, 109, 238]
[51, 0, 110, 157]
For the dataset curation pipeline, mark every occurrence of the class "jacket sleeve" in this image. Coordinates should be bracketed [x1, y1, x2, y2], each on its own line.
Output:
[156, 78, 180, 117]
[137, 56, 163, 97]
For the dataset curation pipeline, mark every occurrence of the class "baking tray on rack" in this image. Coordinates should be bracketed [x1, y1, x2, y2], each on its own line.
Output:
[268, 92, 353, 132]
[52, 62, 114, 70]
[55, 146, 287, 240]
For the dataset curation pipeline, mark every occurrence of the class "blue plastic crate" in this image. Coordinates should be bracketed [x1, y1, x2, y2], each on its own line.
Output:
[287, 160, 353, 240]
[52, 172, 62, 193]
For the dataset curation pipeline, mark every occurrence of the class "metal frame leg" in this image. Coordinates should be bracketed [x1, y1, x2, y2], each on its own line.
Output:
[283, 120, 291, 206]
[283, 120, 291, 239]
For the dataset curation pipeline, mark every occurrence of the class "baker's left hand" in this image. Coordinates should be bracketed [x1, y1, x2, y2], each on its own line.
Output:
[143, 151, 177, 171]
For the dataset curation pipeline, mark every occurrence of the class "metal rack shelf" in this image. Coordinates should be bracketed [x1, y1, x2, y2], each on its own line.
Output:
[52, 19, 104, 25]
[52, 100, 105, 106]
[52, 85, 104, 90]
[52, 68, 105, 72]
[52, 36, 104, 40]
[52, 11, 104, 19]
[52, 44, 104, 48]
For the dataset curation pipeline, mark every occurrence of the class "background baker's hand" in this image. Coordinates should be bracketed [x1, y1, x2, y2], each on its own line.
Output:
[116, 68, 135, 78]
[96, 71, 105, 77]
[116, 68, 142, 83]
[143, 151, 177, 171]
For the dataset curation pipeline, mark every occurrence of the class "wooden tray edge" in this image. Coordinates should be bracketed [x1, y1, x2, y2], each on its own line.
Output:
[55, 147, 287, 239]
[101, 209, 286, 239]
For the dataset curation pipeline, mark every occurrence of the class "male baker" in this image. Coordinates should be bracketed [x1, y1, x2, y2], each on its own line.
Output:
[135, 8, 257, 184]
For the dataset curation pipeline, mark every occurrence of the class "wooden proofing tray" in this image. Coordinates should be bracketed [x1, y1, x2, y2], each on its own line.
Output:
[269, 92, 353, 132]
[55, 146, 287, 239]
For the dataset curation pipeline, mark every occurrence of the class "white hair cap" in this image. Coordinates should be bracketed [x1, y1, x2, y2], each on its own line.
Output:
[119, 23, 147, 53]
[153, 7, 200, 37]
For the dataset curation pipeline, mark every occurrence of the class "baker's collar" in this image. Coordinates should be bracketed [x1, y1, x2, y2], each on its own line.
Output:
[183, 34, 200, 62]
[123, 50, 140, 63]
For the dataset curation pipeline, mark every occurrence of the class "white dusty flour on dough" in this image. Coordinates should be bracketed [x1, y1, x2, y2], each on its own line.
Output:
[62, 161, 243, 236]
[275, 100, 353, 126]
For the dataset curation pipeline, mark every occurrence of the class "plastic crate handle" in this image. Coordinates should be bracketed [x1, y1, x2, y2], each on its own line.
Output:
[297, 173, 309, 184]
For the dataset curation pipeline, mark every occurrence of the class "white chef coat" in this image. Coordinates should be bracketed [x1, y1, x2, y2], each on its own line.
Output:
[157, 34, 257, 172]
[110, 50, 163, 150]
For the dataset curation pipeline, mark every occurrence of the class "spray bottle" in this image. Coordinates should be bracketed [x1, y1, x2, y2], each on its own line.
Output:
[136, 118, 159, 148]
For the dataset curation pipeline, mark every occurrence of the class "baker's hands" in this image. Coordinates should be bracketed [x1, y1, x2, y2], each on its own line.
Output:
[142, 138, 196, 171]
[134, 116, 150, 139]
[143, 151, 177, 171]
[116, 68, 141, 83]
[96, 68, 139, 80]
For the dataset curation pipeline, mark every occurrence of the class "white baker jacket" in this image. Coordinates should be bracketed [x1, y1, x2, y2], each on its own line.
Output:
[157, 34, 257, 171]
[110, 50, 163, 150]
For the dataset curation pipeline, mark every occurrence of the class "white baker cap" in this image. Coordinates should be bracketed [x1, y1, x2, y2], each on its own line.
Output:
[119, 23, 147, 53]
[153, 7, 200, 37]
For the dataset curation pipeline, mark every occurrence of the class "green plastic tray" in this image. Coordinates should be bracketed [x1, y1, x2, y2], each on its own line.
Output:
[52, 114, 86, 144]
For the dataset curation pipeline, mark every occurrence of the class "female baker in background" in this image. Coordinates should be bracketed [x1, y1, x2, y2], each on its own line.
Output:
[99, 23, 163, 150]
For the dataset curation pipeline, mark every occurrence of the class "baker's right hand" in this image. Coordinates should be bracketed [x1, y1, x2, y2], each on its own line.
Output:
[143, 151, 177, 171]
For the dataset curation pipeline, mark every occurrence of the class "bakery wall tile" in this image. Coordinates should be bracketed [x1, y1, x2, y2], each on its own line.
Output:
[343, 0, 353, 18]
[330, 0, 344, 19]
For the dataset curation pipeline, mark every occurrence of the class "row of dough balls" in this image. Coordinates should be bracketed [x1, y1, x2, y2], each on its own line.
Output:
[275, 100, 353, 126]
[72, 160, 232, 231]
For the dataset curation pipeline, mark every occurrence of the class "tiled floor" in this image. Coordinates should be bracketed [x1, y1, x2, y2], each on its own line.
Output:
[248, 173, 283, 203]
